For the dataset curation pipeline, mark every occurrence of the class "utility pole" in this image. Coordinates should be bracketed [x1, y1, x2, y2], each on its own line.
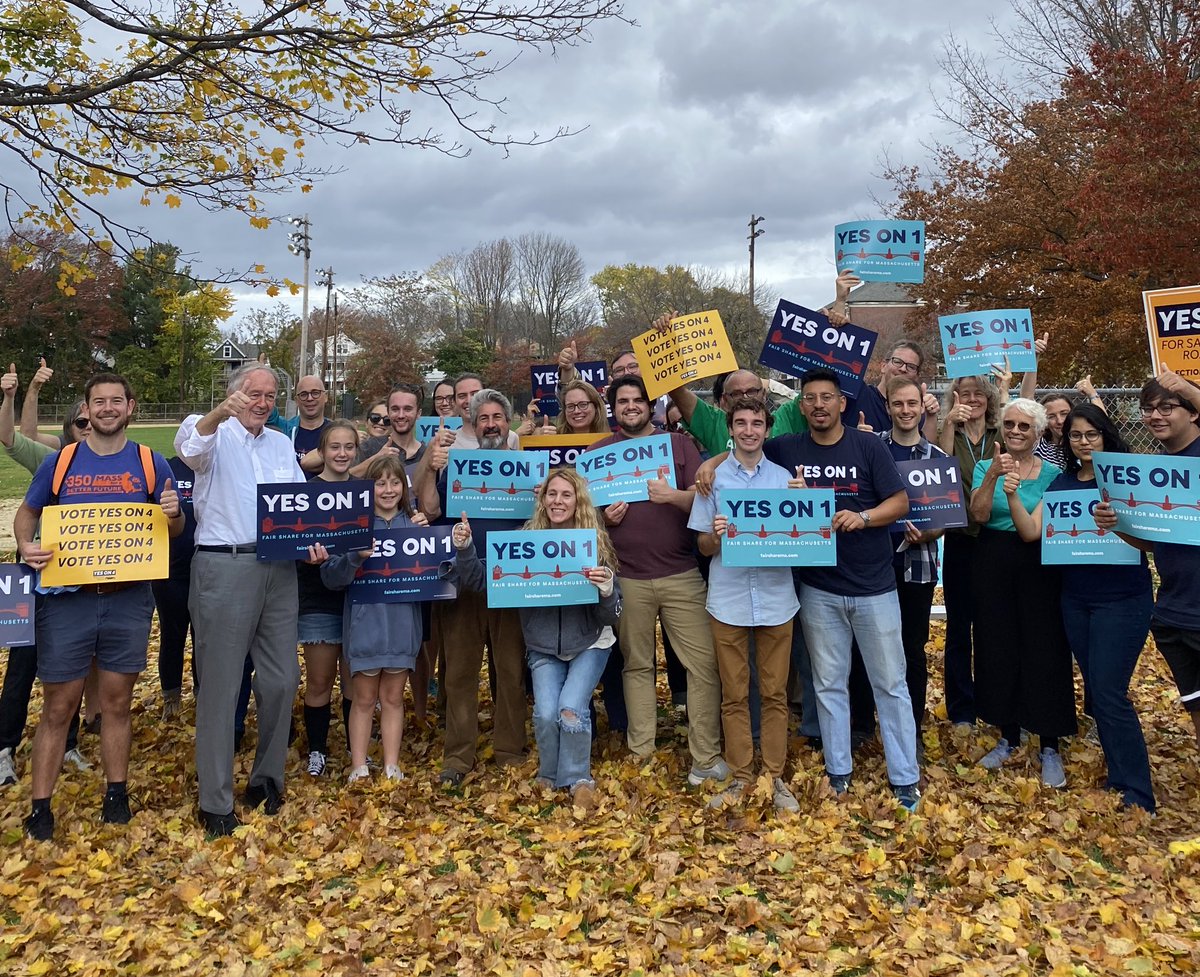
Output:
[316, 266, 335, 413]
[330, 293, 340, 415]
[748, 214, 766, 308]
[288, 215, 312, 383]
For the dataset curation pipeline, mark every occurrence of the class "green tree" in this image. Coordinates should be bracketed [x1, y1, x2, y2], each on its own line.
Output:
[0, 1, 627, 259]
[432, 329, 493, 381]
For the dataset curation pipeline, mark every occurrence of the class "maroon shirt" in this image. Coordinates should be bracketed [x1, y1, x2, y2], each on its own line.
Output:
[591, 430, 702, 580]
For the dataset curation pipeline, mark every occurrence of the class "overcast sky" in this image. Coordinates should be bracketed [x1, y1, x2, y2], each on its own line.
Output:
[84, 0, 1012, 331]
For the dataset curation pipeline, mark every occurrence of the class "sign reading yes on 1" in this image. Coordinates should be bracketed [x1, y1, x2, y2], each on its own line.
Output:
[416, 415, 463, 444]
[718, 488, 836, 567]
[1094, 450, 1200, 546]
[757, 300, 877, 399]
[350, 526, 457, 604]
[40, 503, 169, 587]
[937, 309, 1037, 378]
[631, 310, 736, 400]
[485, 529, 599, 608]
[834, 220, 925, 284]
[257, 480, 374, 560]
[1143, 285, 1200, 382]
[1041, 488, 1141, 565]
[575, 434, 676, 506]
[530, 361, 607, 417]
[0, 564, 35, 647]
[895, 458, 968, 531]
[447, 449, 548, 519]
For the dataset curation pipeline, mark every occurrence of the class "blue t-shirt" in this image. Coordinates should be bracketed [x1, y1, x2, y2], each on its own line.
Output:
[26, 440, 174, 510]
[763, 427, 906, 596]
[1152, 436, 1200, 630]
[1046, 471, 1151, 600]
[286, 418, 329, 467]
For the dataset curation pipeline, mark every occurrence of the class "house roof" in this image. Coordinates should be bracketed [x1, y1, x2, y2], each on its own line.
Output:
[848, 282, 920, 305]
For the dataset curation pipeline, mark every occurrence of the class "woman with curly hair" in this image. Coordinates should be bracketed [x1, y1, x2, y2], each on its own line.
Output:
[451, 468, 620, 810]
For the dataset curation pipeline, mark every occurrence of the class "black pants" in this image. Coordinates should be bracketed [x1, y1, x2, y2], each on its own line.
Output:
[894, 570, 936, 729]
[0, 644, 80, 754]
[152, 572, 194, 693]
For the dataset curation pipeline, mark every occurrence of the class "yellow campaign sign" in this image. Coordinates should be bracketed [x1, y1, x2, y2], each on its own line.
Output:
[1143, 285, 1200, 380]
[40, 503, 169, 587]
[632, 309, 737, 400]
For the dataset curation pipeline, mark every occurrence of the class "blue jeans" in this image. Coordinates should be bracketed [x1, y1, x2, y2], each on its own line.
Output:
[799, 585, 919, 786]
[1061, 588, 1155, 812]
[529, 646, 611, 788]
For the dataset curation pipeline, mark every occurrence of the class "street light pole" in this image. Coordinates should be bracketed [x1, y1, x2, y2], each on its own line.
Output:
[748, 214, 765, 308]
[288, 215, 312, 382]
[316, 266, 335, 415]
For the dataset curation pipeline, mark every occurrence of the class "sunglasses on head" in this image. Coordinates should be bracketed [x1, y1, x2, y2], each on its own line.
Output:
[367, 413, 389, 425]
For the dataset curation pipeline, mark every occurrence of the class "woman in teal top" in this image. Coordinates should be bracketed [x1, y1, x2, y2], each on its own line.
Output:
[968, 398, 1076, 789]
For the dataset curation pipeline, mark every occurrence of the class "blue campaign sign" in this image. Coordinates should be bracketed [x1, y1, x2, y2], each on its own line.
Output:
[835, 220, 925, 284]
[447, 449, 548, 519]
[937, 308, 1037, 378]
[349, 526, 457, 604]
[415, 415, 463, 444]
[757, 300, 877, 398]
[257, 480, 374, 560]
[1094, 451, 1200, 546]
[485, 529, 599, 608]
[530, 361, 608, 418]
[576, 434, 677, 506]
[0, 564, 35, 647]
[896, 458, 969, 531]
[1041, 488, 1141, 565]
[718, 489, 837, 567]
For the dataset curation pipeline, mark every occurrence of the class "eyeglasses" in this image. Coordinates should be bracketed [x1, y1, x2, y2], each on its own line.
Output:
[433, 395, 455, 405]
[1140, 403, 1184, 418]
[1002, 419, 1032, 432]
[564, 402, 594, 413]
[723, 388, 761, 400]
[73, 418, 91, 430]
[611, 364, 638, 378]
[801, 393, 840, 404]
[886, 357, 920, 374]
[1067, 429, 1102, 443]
[367, 413, 389, 425]
[296, 390, 324, 400]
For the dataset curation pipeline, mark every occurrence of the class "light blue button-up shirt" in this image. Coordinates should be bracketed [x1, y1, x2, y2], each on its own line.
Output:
[688, 453, 801, 627]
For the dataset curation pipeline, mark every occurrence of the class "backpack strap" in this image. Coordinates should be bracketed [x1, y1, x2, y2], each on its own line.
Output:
[137, 442, 156, 498]
[49, 441, 80, 503]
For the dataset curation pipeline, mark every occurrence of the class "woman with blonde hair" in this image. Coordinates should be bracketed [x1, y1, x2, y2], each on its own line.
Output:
[556, 380, 610, 435]
[451, 468, 620, 809]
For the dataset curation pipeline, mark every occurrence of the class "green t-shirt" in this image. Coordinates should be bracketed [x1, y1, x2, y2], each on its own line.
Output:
[5, 431, 52, 475]
[683, 397, 809, 457]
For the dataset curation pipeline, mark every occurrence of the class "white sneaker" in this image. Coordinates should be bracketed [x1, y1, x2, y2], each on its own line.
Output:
[0, 748, 15, 786]
[347, 764, 370, 783]
[1040, 748, 1067, 789]
[772, 778, 800, 813]
[306, 751, 327, 777]
[63, 747, 92, 771]
[978, 739, 1012, 770]
[688, 757, 731, 786]
[384, 765, 405, 781]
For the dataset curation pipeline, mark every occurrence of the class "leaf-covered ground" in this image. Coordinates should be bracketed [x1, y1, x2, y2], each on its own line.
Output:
[2, 623, 1199, 976]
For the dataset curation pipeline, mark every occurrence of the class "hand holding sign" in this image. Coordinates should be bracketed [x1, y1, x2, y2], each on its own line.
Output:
[160, 478, 180, 519]
[30, 357, 53, 389]
[603, 500, 628, 526]
[583, 565, 614, 589]
[411, 511, 429, 527]
[305, 542, 331, 565]
[989, 355, 1013, 392]
[1, 363, 16, 397]
[903, 520, 923, 545]
[712, 513, 728, 538]
[653, 309, 679, 335]
[18, 538, 52, 572]
[835, 269, 862, 302]
[1092, 500, 1118, 531]
[452, 512, 472, 551]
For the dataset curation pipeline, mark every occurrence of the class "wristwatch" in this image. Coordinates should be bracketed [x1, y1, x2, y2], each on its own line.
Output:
[860, 511, 871, 526]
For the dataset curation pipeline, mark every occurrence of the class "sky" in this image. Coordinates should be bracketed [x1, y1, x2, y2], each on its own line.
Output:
[65, 0, 1013, 332]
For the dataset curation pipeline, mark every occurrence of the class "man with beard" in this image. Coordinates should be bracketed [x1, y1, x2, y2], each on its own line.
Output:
[591, 375, 727, 787]
[451, 374, 520, 450]
[16, 373, 182, 840]
[423, 389, 528, 784]
[284, 375, 330, 473]
[175, 364, 306, 836]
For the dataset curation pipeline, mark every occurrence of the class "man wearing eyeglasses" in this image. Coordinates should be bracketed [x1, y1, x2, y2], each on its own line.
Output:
[282, 375, 330, 472]
[1096, 369, 1200, 747]
[844, 341, 941, 440]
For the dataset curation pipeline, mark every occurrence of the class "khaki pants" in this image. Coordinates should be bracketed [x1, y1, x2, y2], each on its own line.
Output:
[617, 569, 722, 767]
[710, 618, 793, 781]
[438, 588, 528, 773]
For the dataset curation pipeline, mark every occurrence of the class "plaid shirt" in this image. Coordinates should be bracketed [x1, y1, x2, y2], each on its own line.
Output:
[879, 431, 947, 585]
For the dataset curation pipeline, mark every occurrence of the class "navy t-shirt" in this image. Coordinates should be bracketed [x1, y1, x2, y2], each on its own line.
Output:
[1151, 436, 1200, 630]
[1047, 471, 1151, 601]
[763, 427, 906, 596]
[292, 419, 330, 466]
[841, 384, 890, 432]
[166, 456, 197, 577]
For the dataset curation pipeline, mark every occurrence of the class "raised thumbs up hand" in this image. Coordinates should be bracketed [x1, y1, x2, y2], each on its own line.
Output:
[160, 477, 181, 519]
[452, 511, 473, 551]
[1, 363, 17, 396]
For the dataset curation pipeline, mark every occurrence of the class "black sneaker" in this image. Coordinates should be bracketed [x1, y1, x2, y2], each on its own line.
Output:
[438, 767, 465, 787]
[243, 780, 282, 815]
[101, 793, 132, 825]
[200, 809, 241, 837]
[25, 807, 54, 841]
[827, 772, 852, 795]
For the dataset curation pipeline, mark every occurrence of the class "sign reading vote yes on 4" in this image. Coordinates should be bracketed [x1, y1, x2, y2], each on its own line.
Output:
[575, 434, 676, 506]
[485, 529, 600, 608]
[895, 458, 968, 531]
[350, 526, 456, 604]
[40, 503, 169, 587]
[1093, 450, 1200, 547]
[1143, 285, 1200, 382]
[447, 449, 548, 519]
[835, 220, 926, 284]
[257, 480, 374, 560]
[631, 310, 736, 400]
[0, 564, 35, 648]
[757, 300, 878, 399]
[1041, 488, 1141, 565]
[937, 309, 1037, 378]
[718, 489, 836, 567]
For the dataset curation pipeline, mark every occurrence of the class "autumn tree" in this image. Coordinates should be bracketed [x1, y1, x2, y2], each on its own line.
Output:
[0, 1, 628, 261]
[513, 232, 595, 355]
[341, 312, 431, 407]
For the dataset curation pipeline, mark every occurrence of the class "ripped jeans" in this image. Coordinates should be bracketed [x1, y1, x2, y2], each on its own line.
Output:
[528, 645, 611, 788]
